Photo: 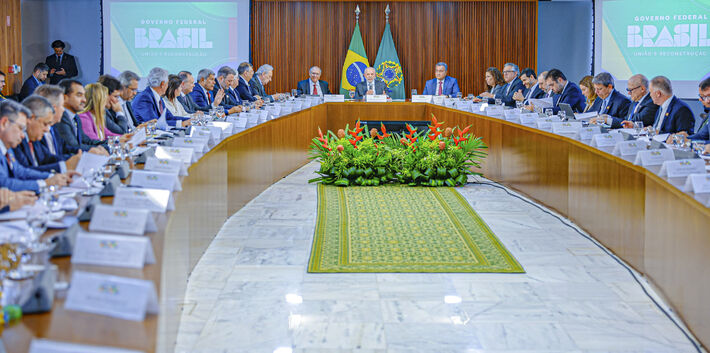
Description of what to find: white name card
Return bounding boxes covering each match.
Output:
[659,158,706,178]
[113,186,174,213]
[154,146,195,164]
[552,122,583,134]
[189,126,217,145]
[683,173,710,193]
[127,127,146,147]
[29,339,144,353]
[591,133,624,147]
[612,140,647,156]
[634,149,675,166]
[130,170,181,191]
[172,137,208,153]
[144,156,187,176]
[485,106,505,117]
[503,109,521,121]
[65,271,158,321]
[74,152,110,176]
[455,100,472,111]
[432,95,446,105]
[89,204,157,235]
[365,94,388,102]
[226,116,248,129]
[323,94,345,102]
[411,95,433,103]
[72,231,156,268]
[207,121,234,137]
[520,113,538,125]
[578,126,602,140]
[535,117,560,130]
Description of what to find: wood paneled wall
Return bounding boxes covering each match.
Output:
[251,0,537,97]
[0,0,21,97]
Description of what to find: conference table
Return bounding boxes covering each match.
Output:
[4,102,709,352]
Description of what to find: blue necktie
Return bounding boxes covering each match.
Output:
[627,102,638,120]
[73,114,82,144]
[50,128,60,155]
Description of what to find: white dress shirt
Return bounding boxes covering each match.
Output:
[309,80,323,97]
[0,140,46,188]
[165,97,189,117]
[42,132,67,173]
[117,96,136,130]
[653,95,674,131]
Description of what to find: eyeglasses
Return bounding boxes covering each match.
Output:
[10,120,27,134]
[699,94,710,102]
[626,86,641,93]
[502,70,516,74]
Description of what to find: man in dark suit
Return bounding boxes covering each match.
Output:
[297,66,330,97]
[55,80,108,154]
[98,75,130,134]
[226,75,244,107]
[45,40,78,85]
[545,69,586,113]
[355,67,387,100]
[422,62,460,97]
[19,63,49,101]
[117,70,140,129]
[236,62,263,105]
[190,69,224,111]
[649,75,694,134]
[213,66,243,114]
[514,68,545,105]
[491,63,525,107]
[615,74,659,129]
[132,67,190,127]
[250,64,284,103]
[671,77,710,142]
[0,100,71,192]
[589,72,632,126]
[177,71,206,114]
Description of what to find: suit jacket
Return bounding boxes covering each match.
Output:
[496,77,525,107]
[611,93,659,128]
[45,53,78,85]
[19,76,41,101]
[78,111,121,141]
[105,109,130,134]
[249,77,272,102]
[689,110,710,141]
[0,148,50,192]
[583,97,602,113]
[422,76,460,96]
[225,87,243,107]
[355,80,386,99]
[597,90,631,123]
[178,94,205,114]
[44,126,77,160]
[55,110,107,151]
[212,81,240,109]
[297,79,330,96]
[655,96,695,134]
[552,82,586,113]
[12,138,62,173]
[189,83,214,111]
[132,88,187,126]
[237,77,258,102]
[523,84,545,104]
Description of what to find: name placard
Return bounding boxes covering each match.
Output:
[519,113,538,125]
[578,126,602,140]
[485,106,505,117]
[411,95,433,103]
[129,170,181,191]
[659,158,706,178]
[72,231,156,268]
[75,152,110,176]
[127,127,146,146]
[154,146,195,164]
[683,173,710,193]
[172,137,208,153]
[551,122,583,134]
[365,94,388,103]
[591,133,624,147]
[113,186,174,213]
[207,121,234,137]
[432,96,446,105]
[65,271,158,321]
[323,94,345,102]
[535,117,560,130]
[634,148,675,166]
[144,156,187,176]
[503,109,521,122]
[88,204,157,235]
[29,339,144,353]
[612,140,647,156]
[226,116,248,129]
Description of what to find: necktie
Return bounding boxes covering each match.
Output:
[313,83,318,95]
[73,114,82,145]
[125,101,137,127]
[5,152,13,173]
[207,91,212,104]
[627,102,638,120]
[506,83,512,95]
[599,99,607,114]
[28,141,38,167]
[369,82,374,93]
[57,55,61,65]
[159,99,164,115]
[653,107,665,130]
[46,131,57,155]
[438,81,443,96]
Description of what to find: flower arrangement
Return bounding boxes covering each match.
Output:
[309,114,487,187]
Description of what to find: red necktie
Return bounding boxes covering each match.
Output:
[5,152,13,171]
[207,91,212,104]
[313,83,318,95]
[28,141,38,166]
[438,81,443,96]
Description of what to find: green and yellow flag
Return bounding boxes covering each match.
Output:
[340,23,370,95]
[374,22,404,99]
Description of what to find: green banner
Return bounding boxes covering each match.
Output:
[340,23,370,95]
[374,23,405,99]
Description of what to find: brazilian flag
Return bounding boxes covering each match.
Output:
[374,22,404,99]
[340,23,370,95]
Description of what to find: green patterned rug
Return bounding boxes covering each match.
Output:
[308,184,524,273]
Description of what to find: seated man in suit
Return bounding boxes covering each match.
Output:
[545,68,586,113]
[190,69,225,111]
[98,75,131,134]
[422,62,460,97]
[297,66,330,97]
[514,68,545,105]
[0,100,71,192]
[667,77,710,142]
[117,70,140,129]
[589,72,632,126]
[250,64,284,103]
[45,40,78,85]
[213,66,243,114]
[492,63,524,107]
[236,62,263,106]
[177,71,205,115]
[13,95,81,173]
[614,74,659,129]
[0,187,37,213]
[355,67,386,100]
[0,70,7,101]
[648,75,694,134]
[133,67,190,127]
[19,63,49,101]
[55,80,108,155]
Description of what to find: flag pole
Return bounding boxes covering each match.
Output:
[385,4,390,24]
[355,5,360,24]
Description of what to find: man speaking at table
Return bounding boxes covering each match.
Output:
[355,67,386,100]
[545,69,585,113]
[297,66,330,97]
[423,62,460,97]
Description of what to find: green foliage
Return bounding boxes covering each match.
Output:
[308,117,487,187]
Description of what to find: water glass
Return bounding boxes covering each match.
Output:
[673,134,684,148]
[544,108,553,118]
[411,89,418,97]
[559,111,566,121]
[634,121,644,134]
[515,101,523,110]
[456,92,463,100]
[291,89,298,98]
[692,141,706,156]
[495,98,503,106]
[349,90,355,99]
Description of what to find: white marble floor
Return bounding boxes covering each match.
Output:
[175,162,701,353]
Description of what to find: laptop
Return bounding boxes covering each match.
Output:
[558,103,578,121]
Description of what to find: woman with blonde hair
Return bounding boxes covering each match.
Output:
[78,83,122,141]
[579,75,601,113]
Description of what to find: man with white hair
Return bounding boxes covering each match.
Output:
[648,75,694,134]
[117,70,140,128]
[132,67,191,127]
[250,64,284,102]
[297,66,330,97]
[354,67,386,99]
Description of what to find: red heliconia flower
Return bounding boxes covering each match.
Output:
[400,137,408,145]
[428,114,444,132]
[317,127,326,143]
[452,125,471,146]
[349,120,364,137]
[337,145,344,152]
[379,123,391,139]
